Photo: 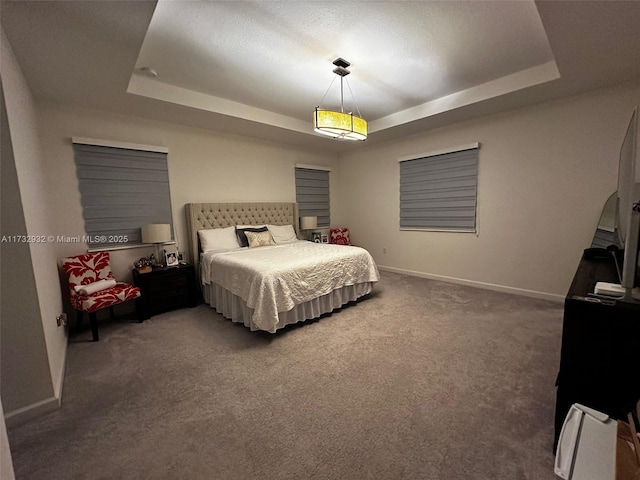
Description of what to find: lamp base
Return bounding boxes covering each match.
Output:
[150,244,164,267]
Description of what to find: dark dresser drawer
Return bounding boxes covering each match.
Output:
[132,264,198,320]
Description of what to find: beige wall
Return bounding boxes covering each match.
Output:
[0,29,65,422]
[335,81,640,300]
[36,101,339,285]
[1,81,54,413]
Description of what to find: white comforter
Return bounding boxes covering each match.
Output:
[200,241,379,331]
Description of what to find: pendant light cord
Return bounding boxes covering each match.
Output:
[344,78,363,118]
[317,65,363,118]
[317,75,338,107]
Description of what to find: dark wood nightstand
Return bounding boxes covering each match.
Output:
[132,264,198,320]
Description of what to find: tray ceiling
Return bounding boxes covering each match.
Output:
[2,1,640,151]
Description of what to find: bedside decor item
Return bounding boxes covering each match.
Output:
[300,216,317,241]
[321,234,329,244]
[330,228,351,245]
[141,223,172,266]
[311,231,322,243]
[314,58,367,141]
[134,257,152,274]
[300,216,317,230]
[165,251,179,267]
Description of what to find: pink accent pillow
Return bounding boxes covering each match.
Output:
[330,228,350,245]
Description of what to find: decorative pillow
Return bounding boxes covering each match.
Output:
[245,230,275,248]
[236,226,269,247]
[267,224,298,243]
[74,278,117,296]
[330,228,350,245]
[198,227,240,252]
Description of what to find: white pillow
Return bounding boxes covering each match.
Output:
[198,227,240,252]
[267,224,298,243]
[74,279,117,296]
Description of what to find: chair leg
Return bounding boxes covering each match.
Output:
[89,312,99,342]
[76,310,84,333]
[109,306,115,320]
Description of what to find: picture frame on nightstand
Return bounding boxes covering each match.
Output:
[321,234,329,244]
[311,231,322,243]
[165,251,179,267]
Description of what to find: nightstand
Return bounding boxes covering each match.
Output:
[132,264,198,320]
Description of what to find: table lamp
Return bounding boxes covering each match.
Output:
[300,216,318,241]
[141,223,172,266]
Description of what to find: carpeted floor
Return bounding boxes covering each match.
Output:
[7,271,563,479]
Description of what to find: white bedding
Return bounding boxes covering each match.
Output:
[200,240,379,332]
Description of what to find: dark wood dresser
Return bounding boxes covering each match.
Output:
[132,264,198,320]
[554,253,640,450]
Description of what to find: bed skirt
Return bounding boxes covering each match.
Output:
[202,282,374,332]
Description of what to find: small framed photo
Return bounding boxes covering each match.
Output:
[321,234,329,244]
[177,252,185,263]
[165,251,179,267]
[311,231,322,243]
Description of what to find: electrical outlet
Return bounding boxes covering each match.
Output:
[56,313,67,327]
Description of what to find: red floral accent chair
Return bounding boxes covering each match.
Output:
[62,252,141,341]
[330,228,351,245]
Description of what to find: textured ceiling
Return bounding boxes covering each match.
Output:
[2,1,640,151]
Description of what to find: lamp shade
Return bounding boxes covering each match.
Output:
[141,223,171,244]
[300,216,318,230]
[314,108,367,141]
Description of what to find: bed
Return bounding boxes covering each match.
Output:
[185,202,379,332]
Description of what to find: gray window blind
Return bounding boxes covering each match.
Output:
[295,167,330,227]
[72,142,172,247]
[400,146,478,232]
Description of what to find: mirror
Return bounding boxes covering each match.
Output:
[591,192,621,248]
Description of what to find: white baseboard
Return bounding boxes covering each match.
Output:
[52,337,68,401]
[4,396,60,429]
[377,265,565,303]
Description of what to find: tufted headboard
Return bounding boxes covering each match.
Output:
[185,202,300,268]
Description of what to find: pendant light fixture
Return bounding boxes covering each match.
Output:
[314,58,367,141]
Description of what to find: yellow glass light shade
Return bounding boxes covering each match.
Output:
[314,108,367,141]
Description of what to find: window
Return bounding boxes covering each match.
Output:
[72,138,172,249]
[399,144,479,232]
[295,165,330,227]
